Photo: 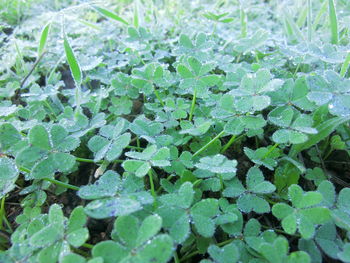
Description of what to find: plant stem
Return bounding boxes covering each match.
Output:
[82,243,94,249]
[193,130,225,157]
[263,143,279,159]
[189,90,197,122]
[75,157,97,163]
[43,178,79,191]
[148,170,157,209]
[221,135,236,153]
[180,250,199,262]
[174,251,180,263]
[0,197,5,231]
[153,86,165,107]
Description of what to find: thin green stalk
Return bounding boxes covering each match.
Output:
[340,52,350,77]
[75,157,97,163]
[307,0,312,42]
[328,0,338,44]
[148,170,157,209]
[43,178,79,191]
[82,243,94,249]
[263,143,279,159]
[189,90,197,122]
[180,250,199,262]
[221,134,244,154]
[221,135,236,154]
[153,86,165,107]
[312,0,327,30]
[193,130,225,157]
[174,251,180,263]
[0,197,5,231]
[240,6,247,38]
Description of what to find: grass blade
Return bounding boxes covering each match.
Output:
[63,34,82,86]
[340,52,350,77]
[38,22,51,56]
[289,116,350,158]
[328,0,338,44]
[92,6,129,25]
[283,9,305,42]
[307,0,312,42]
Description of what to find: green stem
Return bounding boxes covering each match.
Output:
[153,86,165,107]
[262,143,279,159]
[180,250,199,262]
[82,243,94,249]
[221,135,236,153]
[0,197,5,231]
[148,170,157,209]
[189,90,197,122]
[174,251,180,263]
[75,157,97,163]
[193,130,225,157]
[43,178,79,191]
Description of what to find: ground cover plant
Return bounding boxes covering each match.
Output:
[1,0,350,262]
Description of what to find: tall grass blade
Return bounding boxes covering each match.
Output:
[340,52,350,77]
[63,34,82,86]
[307,0,312,42]
[92,6,129,25]
[328,0,338,44]
[38,22,51,56]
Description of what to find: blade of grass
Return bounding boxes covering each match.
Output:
[340,52,350,77]
[307,0,312,42]
[240,6,247,38]
[283,9,305,42]
[38,22,51,56]
[63,32,82,113]
[312,0,327,30]
[328,0,338,44]
[92,6,129,25]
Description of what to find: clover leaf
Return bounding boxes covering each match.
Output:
[78,170,153,219]
[228,69,283,113]
[268,106,317,144]
[129,115,164,143]
[0,157,19,199]
[272,184,331,239]
[201,243,239,263]
[177,56,220,98]
[223,167,275,213]
[16,124,80,179]
[307,71,350,117]
[6,205,89,262]
[92,215,173,263]
[122,145,170,177]
[244,147,280,170]
[88,118,131,162]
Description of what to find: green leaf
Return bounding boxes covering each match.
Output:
[338,243,350,263]
[207,243,239,263]
[64,34,82,85]
[38,22,51,56]
[289,116,350,158]
[0,157,19,198]
[93,6,129,25]
[191,199,219,237]
[29,125,51,150]
[92,241,129,263]
[136,214,162,246]
[67,228,89,247]
[195,154,237,174]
